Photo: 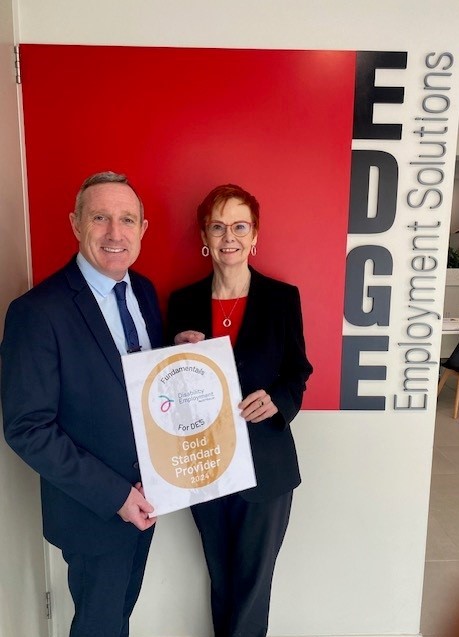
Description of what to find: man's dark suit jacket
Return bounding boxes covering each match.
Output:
[167,268,313,502]
[1,257,162,555]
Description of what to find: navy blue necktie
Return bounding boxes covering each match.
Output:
[113,281,141,353]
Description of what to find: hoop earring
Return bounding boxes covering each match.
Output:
[250,245,257,256]
[201,245,210,257]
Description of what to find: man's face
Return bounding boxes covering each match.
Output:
[69,182,148,280]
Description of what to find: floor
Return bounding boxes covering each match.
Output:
[421,383,459,637]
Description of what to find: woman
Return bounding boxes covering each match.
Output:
[167,184,313,637]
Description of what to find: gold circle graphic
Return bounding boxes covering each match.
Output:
[141,352,236,488]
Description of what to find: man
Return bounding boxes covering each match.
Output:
[1,172,162,637]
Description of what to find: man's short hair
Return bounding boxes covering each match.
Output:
[74,171,144,221]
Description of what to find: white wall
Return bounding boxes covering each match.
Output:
[8,1,459,636]
[0,1,48,636]
[14,0,459,51]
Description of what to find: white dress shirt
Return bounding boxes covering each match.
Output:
[76,253,151,355]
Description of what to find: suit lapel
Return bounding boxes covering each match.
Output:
[130,273,162,349]
[201,276,214,338]
[233,268,262,356]
[64,259,126,387]
[191,274,214,338]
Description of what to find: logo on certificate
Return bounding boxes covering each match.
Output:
[142,352,236,488]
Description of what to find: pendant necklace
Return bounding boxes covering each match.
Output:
[215,275,250,328]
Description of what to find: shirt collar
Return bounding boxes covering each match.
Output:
[76,252,130,297]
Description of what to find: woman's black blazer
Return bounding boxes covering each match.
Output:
[167,267,313,502]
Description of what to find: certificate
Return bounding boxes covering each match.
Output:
[121,336,256,515]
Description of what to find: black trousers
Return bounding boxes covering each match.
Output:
[191,491,293,637]
[63,526,154,637]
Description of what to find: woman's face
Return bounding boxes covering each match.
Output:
[201,197,257,270]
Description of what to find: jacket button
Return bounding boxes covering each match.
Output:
[133,461,139,469]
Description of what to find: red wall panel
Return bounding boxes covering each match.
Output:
[21,45,356,409]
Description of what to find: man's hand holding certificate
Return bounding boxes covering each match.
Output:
[122,336,256,515]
